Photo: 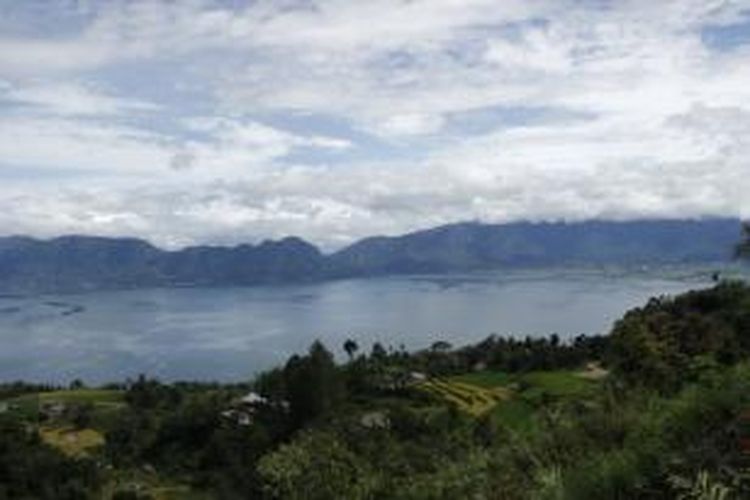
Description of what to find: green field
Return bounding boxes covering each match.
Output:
[38,389,124,404]
[450,371,513,388]
[7,389,124,406]
[491,399,536,430]
[518,370,598,403]
[420,369,602,428]
[3,389,125,425]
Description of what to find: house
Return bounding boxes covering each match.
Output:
[0,401,20,414]
[220,392,278,427]
[472,362,487,372]
[239,391,268,406]
[220,409,253,427]
[40,401,66,420]
[360,411,390,429]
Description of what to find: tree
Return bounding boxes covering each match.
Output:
[371,342,387,361]
[254,367,287,401]
[343,338,359,361]
[735,221,750,259]
[0,418,101,498]
[284,341,345,427]
[69,379,85,390]
[105,409,158,467]
[257,431,375,500]
[71,403,94,430]
[431,340,453,353]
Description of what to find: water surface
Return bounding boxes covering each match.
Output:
[0,266,734,384]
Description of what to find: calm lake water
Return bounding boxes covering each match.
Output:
[0,266,736,384]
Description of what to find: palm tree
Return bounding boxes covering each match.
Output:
[343,338,359,361]
[431,340,452,353]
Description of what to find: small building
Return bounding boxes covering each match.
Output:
[360,411,390,429]
[239,391,268,406]
[472,362,487,372]
[220,409,253,427]
[40,401,66,420]
[220,392,278,427]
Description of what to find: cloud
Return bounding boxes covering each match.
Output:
[0,109,353,183]
[0,81,160,117]
[169,151,196,172]
[370,113,446,137]
[0,38,115,76]
[0,0,749,247]
[0,115,175,178]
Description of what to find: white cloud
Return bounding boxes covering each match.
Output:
[186,117,351,152]
[1,81,160,116]
[371,113,446,137]
[0,0,749,247]
[0,38,115,76]
[0,116,174,177]
[0,110,352,183]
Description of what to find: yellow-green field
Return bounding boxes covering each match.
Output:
[39,426,105,457]
[418,378,511,416]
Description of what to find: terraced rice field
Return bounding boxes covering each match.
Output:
[419,368,604,423]
[39,426,105,457]
[418,378,511,416]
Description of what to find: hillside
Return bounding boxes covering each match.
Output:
[0,235,325,293]
[329,218,742,275]
[0,218,742,292]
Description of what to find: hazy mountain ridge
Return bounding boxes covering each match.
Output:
[0,218,742,292]
[329,219,743,276]
[0,235,326,292]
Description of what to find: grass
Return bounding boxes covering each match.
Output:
[3,389,125,427]
[37,389,124,405]
[452,369,597,399]
[491,399,536,431]
[519,371,598,401]
[6,389,124,408]
[451,371,513,388]
[39,425,105,457]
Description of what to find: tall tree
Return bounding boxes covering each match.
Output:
[285,341,345,427]
[343,338,359,361]
[736,221,750,259]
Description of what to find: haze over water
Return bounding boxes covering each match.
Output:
[0,266,732,384]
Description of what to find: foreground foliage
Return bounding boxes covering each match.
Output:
[3,281,750,498]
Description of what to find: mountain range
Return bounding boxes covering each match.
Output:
[0,218,743,293]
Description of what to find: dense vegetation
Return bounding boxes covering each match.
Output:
[4,281,750,498]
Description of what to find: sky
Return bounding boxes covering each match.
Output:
[0,0,749,250]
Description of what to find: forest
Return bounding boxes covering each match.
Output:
[3,280,750,499]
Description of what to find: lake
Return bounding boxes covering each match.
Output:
[0,265,735,384]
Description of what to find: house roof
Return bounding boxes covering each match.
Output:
[239,392,267,405]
